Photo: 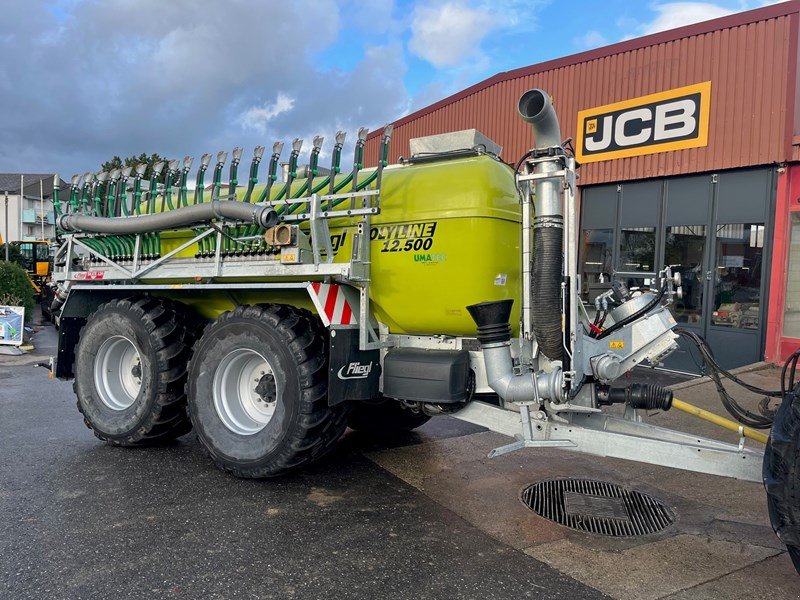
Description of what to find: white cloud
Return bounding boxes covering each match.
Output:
[574,30,609,50]
[239,94,296,133]
[635,2,733,36]
[0,1,409,176]
[408,1,499,68]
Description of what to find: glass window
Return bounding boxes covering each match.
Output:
[580,228,613,303]
[664,225,706,324]
[35,243,49,261]
[784,214,800,338]
[618,227,656,291]
[712,223,763,330]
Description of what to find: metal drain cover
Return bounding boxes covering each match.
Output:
[521,478,675,537]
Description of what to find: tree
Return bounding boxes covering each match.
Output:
[101,152,170,181]
[0,261,35,321]
[1,244,25,268]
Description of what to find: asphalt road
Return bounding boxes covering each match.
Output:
[0,325,608,600]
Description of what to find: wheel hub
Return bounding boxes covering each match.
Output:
[213,349,279,435]
[93,335,143,411]
[254,373,276,403]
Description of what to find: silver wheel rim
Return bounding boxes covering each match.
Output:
[213,348,278,435]
[93,335,143,411]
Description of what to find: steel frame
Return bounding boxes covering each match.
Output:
[55,189,385,350]
[454,400,763,482]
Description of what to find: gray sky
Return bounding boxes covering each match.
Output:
[0,0,775,177]
[0,0,408,176]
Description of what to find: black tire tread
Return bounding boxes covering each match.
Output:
[764,384,800,573]
[188,303,348,478]
[75,296,195,446]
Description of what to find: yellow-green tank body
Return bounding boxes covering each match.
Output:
[153,155,521,336]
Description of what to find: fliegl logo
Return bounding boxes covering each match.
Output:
[337,361,373,380]
[576,81,711,163]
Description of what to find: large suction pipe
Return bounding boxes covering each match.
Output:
[57,200,278,235]
[517,89,564,361]
[467,300,562,403]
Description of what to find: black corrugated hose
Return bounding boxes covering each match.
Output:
[532,226,563,361]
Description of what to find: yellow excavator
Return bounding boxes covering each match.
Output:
[1,237,53,313]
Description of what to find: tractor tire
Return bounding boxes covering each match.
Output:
[763,383,800,574]
[73,297,195,446]
[347,398,431,434]
[186,304,348,478]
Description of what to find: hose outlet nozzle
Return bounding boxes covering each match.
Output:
[466,299,513,346]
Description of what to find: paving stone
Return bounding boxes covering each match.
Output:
[524,534,780,600]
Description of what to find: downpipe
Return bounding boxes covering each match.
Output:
[467,300,563,403]
[517,89,564,362]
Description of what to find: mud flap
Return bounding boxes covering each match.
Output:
[328,328,380,405]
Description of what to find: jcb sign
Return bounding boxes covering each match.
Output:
[576,81,711,163]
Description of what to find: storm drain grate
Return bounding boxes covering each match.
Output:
[521,478,675,537]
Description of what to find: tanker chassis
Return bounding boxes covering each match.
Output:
[49,90,800,572]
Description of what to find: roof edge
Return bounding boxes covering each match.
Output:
[368,0,800,140]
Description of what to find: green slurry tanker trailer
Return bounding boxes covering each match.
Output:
[50,90,800,571]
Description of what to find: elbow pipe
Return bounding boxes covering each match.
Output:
[518,89,564,361]
[467,300,562,403]
[57,200,278,234]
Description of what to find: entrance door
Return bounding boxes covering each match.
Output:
[703,170,772,370]
[661,169,773,372]
[660,175,713,372]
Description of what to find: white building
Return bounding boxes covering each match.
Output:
[0,174,63,242]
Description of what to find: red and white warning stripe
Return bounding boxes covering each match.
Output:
[307,283,357,326]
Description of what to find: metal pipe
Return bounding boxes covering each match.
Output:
[517,89,564,361]
[57,200,278,234]
[672,398,768,444]
[467,299,562,404]
[4,191,8,259]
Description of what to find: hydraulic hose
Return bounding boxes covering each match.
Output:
[517,89,564,361]
[675,327,780,429]
[57,200,278,235]
[595,281,668,340]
